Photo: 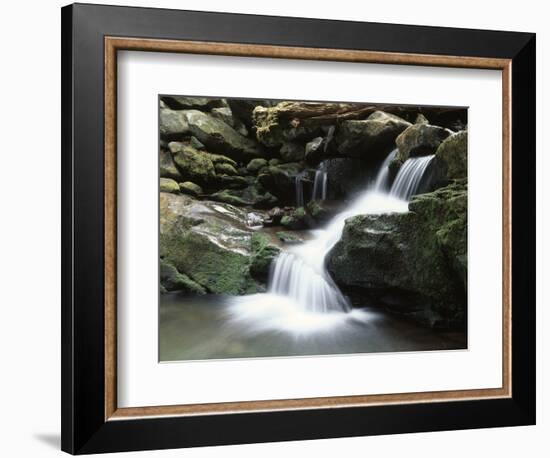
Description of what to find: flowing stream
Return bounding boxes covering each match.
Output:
[228,151,435,334]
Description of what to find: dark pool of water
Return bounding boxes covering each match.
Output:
[159,293,466,362]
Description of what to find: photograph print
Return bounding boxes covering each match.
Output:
[159,96,468,361]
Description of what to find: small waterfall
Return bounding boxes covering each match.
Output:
[295,173,305,207]
[267,150,434,316]
[311,164,328,202]
[390,155,434,200]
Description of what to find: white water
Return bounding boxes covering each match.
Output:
[228,151,434,334]
[311,166,328,201]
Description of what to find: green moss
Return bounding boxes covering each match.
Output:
[249,233,280,281]
[179,181,203,197]
[214,162,239,175]
[171,143,216,185]
[160,259,206,294]
[160,178,180,193]
[434,130,467,180]
[246,158,268,173]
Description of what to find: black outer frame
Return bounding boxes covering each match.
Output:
[61,3,536,454]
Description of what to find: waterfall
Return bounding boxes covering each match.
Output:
[311,165,328,201]
[390,155,434,200]
[295,173,305,208]
[267,150,436,315]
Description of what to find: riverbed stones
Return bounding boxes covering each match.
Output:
[179,181,203,197]
[160,108,189,138]
[246,158,268,173]
[169,142,216,185]
[160,149,182,181]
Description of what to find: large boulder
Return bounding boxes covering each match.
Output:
[160,192,263,294]
[392,123,452,169]
[210,106,248,136]
[327,181,467,327]
[169,142,216,185]
[159,108,189,139]
[184,110,263,162]
[334,111,411,161]
[433,130,468,182]
[160,178,180,194]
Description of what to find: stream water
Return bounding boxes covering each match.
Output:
[159,151,461,361]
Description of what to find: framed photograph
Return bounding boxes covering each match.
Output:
[61,3,536,454]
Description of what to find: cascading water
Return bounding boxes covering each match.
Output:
[229,150,436,334]
[295,172,305,208]
[311,164,328,201]
[390,155,434,200]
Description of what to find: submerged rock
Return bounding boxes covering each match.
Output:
[334,111,411,161]
[327,181,467,327]
[160,192,263,294]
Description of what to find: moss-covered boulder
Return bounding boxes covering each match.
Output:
[184,110,263,162]
[249,233,281,281]
[280,207,308,230]
[179,181,203,197]
[433,130,468,181]
[203,152,237,167]
[327,181,467,327]
[214,162,238,176]
[160,149,182,181]
[160,192,263,294]
[276,231,302,243]
[169,142,216,185]
[160,259,206,294]
[246,158,268,174]
[334,111,411,161]
[210,184,278,208]
[160,178,180,194]
[279,142,305,162]
[159,108,189,138]
[391,123,452,171]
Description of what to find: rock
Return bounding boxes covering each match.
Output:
[179,181,203,197]
[169,142,216,185]
[203,152,237,167]
[214,162,238,175]
[257,163,303,204]
[160,192,263,294]
[246,158,268,173]
[161,96,225,110]
[190,136,205,150]
[160,178,180,194]
[334,111,411,161]
[160,259,206,294]
[210,184,278,208]
[227,99,275,129]
[159,108,189,138]
[392,123,452,169]
[184,110,263,162]
[268,158,281,166]
[276,231,301,243]
[216,175,249,190]
[304,136,325,164]
[415,113,430,125]
[265,206,285,225]
[327,182,467,327]
[433,130,468,182]
[160,149,182,181]
[211,106,248,136]
[280,207,308,230]
[279,142,305,162]
[306,200,340,224]
[249,233,281,281]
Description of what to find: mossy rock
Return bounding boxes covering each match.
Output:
[276,231,301,243]
[169,142,216,185]
[160,149,182,181]
[160,259,206,294]
[160,108,189,138]
[246,158,268,173]
[179,181,203,197]
[216,174,249,190]
[279,142,305,162]
[280,207,308,230]
[160,192,262,294]
[214,162,238,176]
[249,233,281,281]
[160,178,180,193]
[204,152,237,167]
[434,130,468,181]
[209,190,250,206]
